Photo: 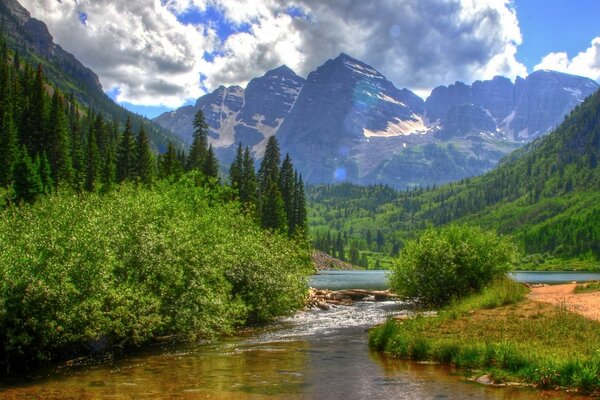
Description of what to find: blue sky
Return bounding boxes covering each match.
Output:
[20,0,600,119]
[515,0,600,70]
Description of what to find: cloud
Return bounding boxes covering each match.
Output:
[19,0,527,106]
[19,0,215,107]
[534,37,600,81]
[203,0,527,95]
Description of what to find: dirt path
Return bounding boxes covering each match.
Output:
[527,283,600,321]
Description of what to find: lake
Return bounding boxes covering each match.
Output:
[310,270,600,290]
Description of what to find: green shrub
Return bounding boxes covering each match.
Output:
[0,175,312,370]
[389,225,518,306]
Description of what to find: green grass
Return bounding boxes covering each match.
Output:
[575,281,600,294]
[369,279,600,395]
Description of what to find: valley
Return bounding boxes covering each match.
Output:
[1,0,600,397]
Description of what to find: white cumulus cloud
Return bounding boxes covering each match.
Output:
[19,0,215,107]
[534,37,600,81]
[19,0,528,107]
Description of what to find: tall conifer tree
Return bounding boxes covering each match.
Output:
[202,144,220,182]
[187,109,209,170]
[116,117,136,182]
[230,142,243,191]
[47,90,73,185]
[160,141,182,179]
[13,146,43,203]
[258,136,285,232]
[242,146,258,207]
[136,127,154,184]
[279,154,296,234]
[84,124,100,192]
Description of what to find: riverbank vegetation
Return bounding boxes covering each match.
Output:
[0,36,312,374]
[369,279,600,394]
[0,176,312,373]
[575,281,600,294]
[389,225,517,306]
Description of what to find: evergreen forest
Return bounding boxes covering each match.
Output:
[0,33,310,372]
[308,90,600,270]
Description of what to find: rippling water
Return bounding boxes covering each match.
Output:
[0,300,586,399]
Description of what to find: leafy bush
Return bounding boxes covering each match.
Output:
[0,174,312,370]
[389,225,517,306]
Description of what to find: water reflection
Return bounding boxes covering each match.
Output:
[0,302,591,399]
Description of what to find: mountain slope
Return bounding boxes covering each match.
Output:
[155,65,305,164]
[308,90,600,265]
[0,0,181,152]
[156,53,598,188]
[426,70,599,141]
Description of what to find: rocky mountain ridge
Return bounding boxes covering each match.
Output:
[156,53,598,188]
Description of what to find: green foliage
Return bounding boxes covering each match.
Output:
[0,174,312,370]
[389,225,518,306]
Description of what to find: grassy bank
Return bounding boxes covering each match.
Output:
[575,281,600,294]
[0,176,312,373]
[369,279,600,394]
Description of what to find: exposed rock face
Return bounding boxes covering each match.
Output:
[155,53,599,188]
[0,0,102,93]
[154,65,305,165]
[426,70,599,141]
[276,53,425,183]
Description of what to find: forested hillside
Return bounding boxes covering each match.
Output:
[0,2,180,151]
[309,89,600,269]
[0,32,311,372]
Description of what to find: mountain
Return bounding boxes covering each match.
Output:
[156,53,598,188]
[0,0,181,152]
[308,89,600,267]
[426,70,599,141]
[155,65,305,164]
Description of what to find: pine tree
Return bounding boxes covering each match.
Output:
[101,144,116,192]
[13,146,43,203]
[116,117,136,182]
[230,142,243,191]
[47,90,73,185]
[160,141,182,179]
[260,178,287,232]
[187,109,209,170]
[0,94,19,186]
[202,144,220,182]
[293,173,308,234]
[242,146,258,207]
[136,127,154,184]
[69,119,84,190]
[258,136,281,193]
[93,113,108,158]
[84,124,100,192]
[279,154,296,234]
[23,64,48,157]
[37,152,53,194]
[258,136,285,232]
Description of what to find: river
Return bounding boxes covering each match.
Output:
[0,271,595,399]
